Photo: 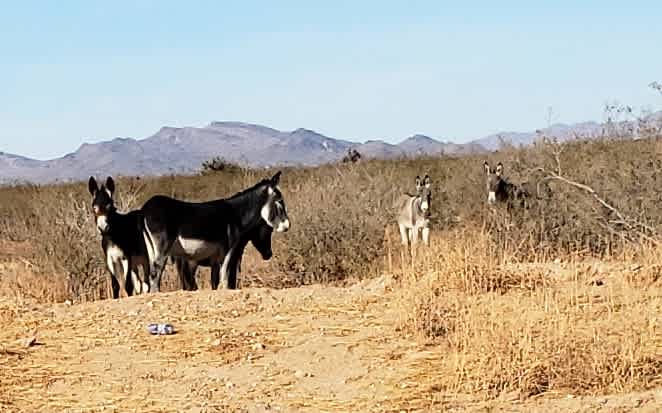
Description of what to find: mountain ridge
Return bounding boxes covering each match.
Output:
[1,111,660,184]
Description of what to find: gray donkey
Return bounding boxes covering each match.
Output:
[395,175,432,247]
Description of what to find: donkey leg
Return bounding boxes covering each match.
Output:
[227,253,243,290]
[129,260,143,294]
[175,258,191,291]
[228,248,246,290]
[219,248,235,290]
[129,270,141,294]
[210,263,221,290]
[139,262,150,294]
[110,274,121,299]
[149,256,168,293]
[105,256,121,299]
[125,270,135,296]
[146,239,174,294]
[111,260,128,299]
[422,227,430,246]
[234,255,242,290]
[398,224,409,247]
[185,261,199,291]
[120,258,132,297]
[142,224,173,294]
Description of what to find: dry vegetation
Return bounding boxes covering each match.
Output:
[2,133,662,409]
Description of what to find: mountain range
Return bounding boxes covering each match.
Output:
[1,112,659,184]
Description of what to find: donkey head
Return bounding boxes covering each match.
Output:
[260,171,290,233]
[249,223,274,260]
[88,176,116,234]
[483,161,508,204]
[415,174,432,215]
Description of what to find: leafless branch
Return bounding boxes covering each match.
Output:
[535,166,659,244]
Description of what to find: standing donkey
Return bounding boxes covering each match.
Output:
[141,171,290,293]
[395,175,432,247]
[483,161,530,208]
[174,221,275,290]
[88,177,149,299]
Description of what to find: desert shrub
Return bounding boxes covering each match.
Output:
[396,232,662,398]
[2,135,662,300]
[201,156,248,175]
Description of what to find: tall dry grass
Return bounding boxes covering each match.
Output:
[1,135,662,302]
[394,229,662,399]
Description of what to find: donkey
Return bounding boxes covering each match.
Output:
[174,222,274,291]
[483,161,530,208]
[395,175,432,247]
[88,176,150,299]
[140,171,290,293]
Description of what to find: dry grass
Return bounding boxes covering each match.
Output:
[394,230,662,401]
[3,136,662,301]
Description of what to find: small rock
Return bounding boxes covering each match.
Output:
[554,258,562,264]
[294,370,306,379]
[146,301,154,308]
[225,381,234,389]
[211,339,222,347]
[252,342,265,351]
[64,300,72,306]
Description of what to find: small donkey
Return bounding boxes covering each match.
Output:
[89,176,149,299]
[395,175,432,247]
[483,161,530,208]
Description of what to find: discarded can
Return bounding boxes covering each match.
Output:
[147,323,175,335]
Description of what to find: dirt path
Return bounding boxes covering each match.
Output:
[1,273,661,412]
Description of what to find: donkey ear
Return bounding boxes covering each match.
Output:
[105,177,115,196]
[424,174,431,188]
[88,177,98,195]
[415,175,422,189]
[271,171,282,186]
[483,161,490,175]
[496,162,504,176]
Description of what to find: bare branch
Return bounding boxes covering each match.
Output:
[535,166,659,244]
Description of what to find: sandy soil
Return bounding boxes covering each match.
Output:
[1,260,662,412]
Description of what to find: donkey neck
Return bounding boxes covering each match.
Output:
[224,185,269,230]
[409,195,427,224]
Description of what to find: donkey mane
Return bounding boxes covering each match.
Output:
[226,178,272,200]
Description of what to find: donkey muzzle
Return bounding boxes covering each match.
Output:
[276,218,290,233]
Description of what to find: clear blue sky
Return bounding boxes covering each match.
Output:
[1,1,660,159]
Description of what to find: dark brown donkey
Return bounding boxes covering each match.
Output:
[483,161,531,208]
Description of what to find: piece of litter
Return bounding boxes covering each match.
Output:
[22,336,38,348]
[147,323,175,335]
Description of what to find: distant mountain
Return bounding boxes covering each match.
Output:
[470,111,662,150]
[0,122,483,184]
[471,121,605,151]
[1,111,659,184]
[397,134,485,156]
